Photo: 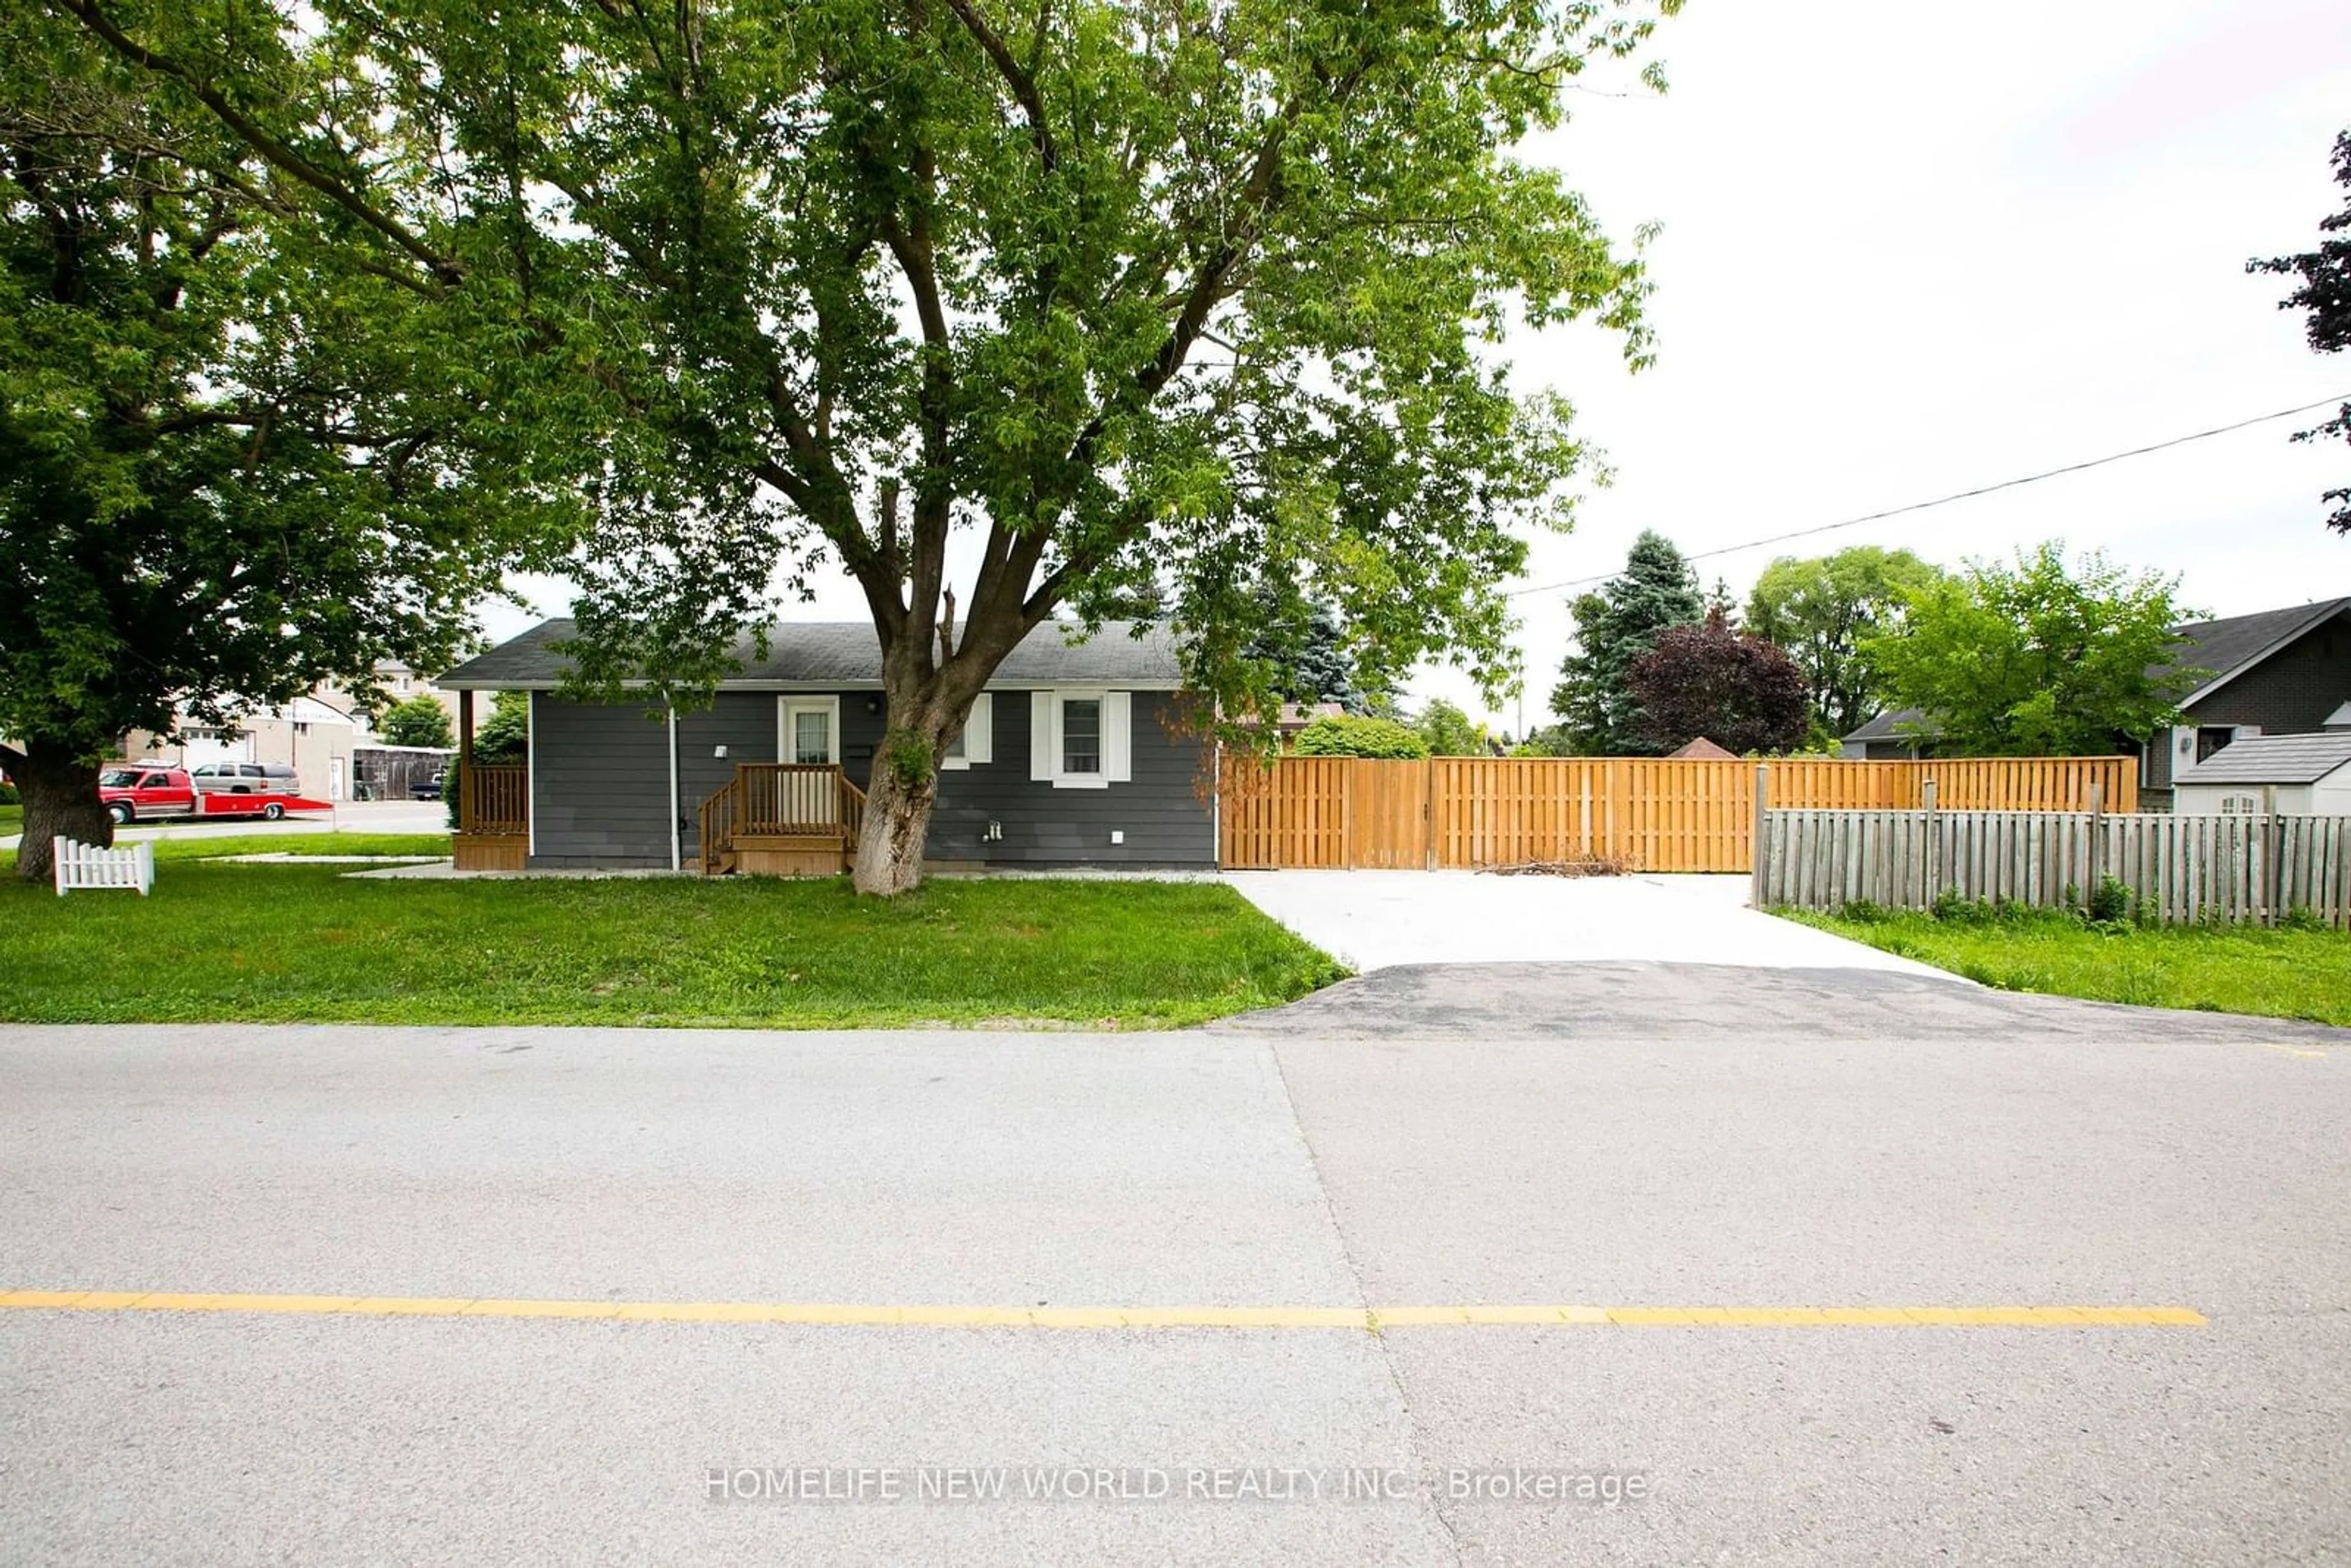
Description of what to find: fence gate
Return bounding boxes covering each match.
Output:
[1343,758,1430,869]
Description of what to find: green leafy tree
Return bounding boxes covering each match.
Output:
[0,10,557,880]
[1861,544,2201,756]
[2248,129,2351,535]
[1291,715,1429,760]
[1413,698,1490,756]
[1510,722,1577,757]
[443,691,527,826]
[1744,546,1946,737]
[377,696,454,750]
[1624,606,1809,754]
[473,691,529,764]
[48,0,1673,893]
[1550,530,1704,754]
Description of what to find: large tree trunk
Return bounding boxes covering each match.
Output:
[850,745,940,896]
[849,660,986,895]
[847,581,1027,895]
[8,740,113,883]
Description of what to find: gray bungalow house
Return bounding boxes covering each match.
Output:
[437,619,1214,873]
[1842,595,2351,808]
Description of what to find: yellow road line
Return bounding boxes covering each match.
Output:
[0,1290,2208,1329]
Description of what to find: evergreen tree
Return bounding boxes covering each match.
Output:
[473,692,530,763]
[1704,576,1740,625]
[1549,531,1704,754]
[1244,595,1389,715]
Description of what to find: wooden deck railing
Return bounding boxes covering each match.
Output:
[699,775,743,872]
[740,763,845,832]
[459,763,528,836]
[839,775,867,851]
[697,763,864,874]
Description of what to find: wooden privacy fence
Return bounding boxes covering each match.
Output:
[1758,809,2351,927]
[1217,756,2137,872]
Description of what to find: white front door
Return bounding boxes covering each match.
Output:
[779,698,841,765]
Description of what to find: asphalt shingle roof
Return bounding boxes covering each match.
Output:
[1843,708,1932,743]
[439,618,1185,690]
[2164,597,2351,701]
[2173,731,2351,786]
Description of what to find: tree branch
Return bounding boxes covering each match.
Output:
[51,0,465,287]
[941,0,1058,174]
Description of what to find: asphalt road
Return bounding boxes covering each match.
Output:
[3,971,2347,1565]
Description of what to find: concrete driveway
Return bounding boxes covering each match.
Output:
[1224,868,1957,977]
[4,986,2347,1565]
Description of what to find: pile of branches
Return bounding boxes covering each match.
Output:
[1482,856,1630,878]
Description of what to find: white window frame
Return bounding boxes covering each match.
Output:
[777,696,842,765]
[1030,689,1131,789]
[941,692,994,770]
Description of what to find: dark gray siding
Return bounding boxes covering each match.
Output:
[530,696,670,866]
[677,694,781,836]
[920,692,1215,866]
[2143,734,2172,803]
[527,689,1213,869]
[2186,612,2351,733]
[2143,610,2351,807]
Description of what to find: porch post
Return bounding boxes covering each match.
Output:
[667,707,681,872]
[1749,763,1768,908]
[456,690,475,834]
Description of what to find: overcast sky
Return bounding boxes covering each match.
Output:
[492,0,2351,729]
[1427,0,2351,732]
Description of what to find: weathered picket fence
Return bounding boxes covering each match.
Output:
[1756,808,2351,927]
[51,836,156,897]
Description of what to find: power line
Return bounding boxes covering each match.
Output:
[1507,390,2351,599]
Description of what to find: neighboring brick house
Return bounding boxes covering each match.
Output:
[1841,595,2351,807]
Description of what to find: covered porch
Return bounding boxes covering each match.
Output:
[449,694,528,871]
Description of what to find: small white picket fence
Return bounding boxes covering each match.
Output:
[52,836,155,896]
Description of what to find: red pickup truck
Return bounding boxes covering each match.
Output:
[97,765,331,825]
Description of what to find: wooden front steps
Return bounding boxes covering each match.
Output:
[697,764,866,877]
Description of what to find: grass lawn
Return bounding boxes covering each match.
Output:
[2,823,445,860]
[1785,907,2351,1027]
[0,861,1344,1029]
[133,832,454,862]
